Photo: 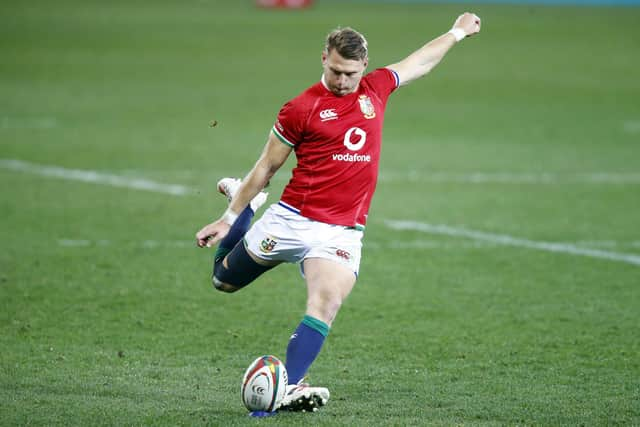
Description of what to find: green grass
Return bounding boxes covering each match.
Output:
[1,0,639,425]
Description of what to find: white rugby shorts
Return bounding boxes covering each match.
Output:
[244,202,363,275]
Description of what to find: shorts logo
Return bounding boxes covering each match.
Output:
[335,249,351,260]
[260,236,278,253]
[320,109,338,121]
[358,95,376,119]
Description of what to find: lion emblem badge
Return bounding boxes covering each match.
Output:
[260,236,278,253]
[358,95,376,119]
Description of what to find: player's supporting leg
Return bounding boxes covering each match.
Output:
[279,257,356,411]
[211,178,269,292]
[285,315,329,385]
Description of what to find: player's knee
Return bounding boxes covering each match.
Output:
[309,295,343,324]
[325,298,343,321]
[212,275,240,293]
[210,243,274,292]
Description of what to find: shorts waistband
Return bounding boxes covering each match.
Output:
[277,201,300,214]
[277,201,365,231]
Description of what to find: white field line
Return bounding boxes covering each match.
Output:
[385,220,640,267]
[366,240,495,250]
[59,238,493,250]
[3,155,638,211]
[366,240,640,250]
[58,239,195,248]
[0,159,192,196]
[1,117,58,129]
[377,171,640,184]
[58,238,640,253]
[119,170,640,185]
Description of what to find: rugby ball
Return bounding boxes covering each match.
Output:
[241,355,288,412]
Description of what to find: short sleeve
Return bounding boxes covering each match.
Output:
[363,68,399,104]
[272,100,305,148]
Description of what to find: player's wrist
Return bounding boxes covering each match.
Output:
[221,208,239,226]
[447,28,466,42]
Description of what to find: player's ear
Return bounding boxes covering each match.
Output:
[321,50,327,65]
[363,57,368,70]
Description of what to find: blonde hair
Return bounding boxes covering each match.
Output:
[324,27,368,60]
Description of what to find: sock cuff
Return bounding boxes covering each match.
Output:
[302,315,330,337]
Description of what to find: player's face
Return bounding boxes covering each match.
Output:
[322,49,368,96]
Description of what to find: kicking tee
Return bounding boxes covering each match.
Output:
[272,68,399,230]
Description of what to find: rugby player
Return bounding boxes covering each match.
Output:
[196,12,481,412]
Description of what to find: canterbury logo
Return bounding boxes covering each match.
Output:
[319,109,338,121]
[252,385,266,395]
[336,249,351,260]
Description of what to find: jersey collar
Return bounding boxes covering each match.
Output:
[320,74,330,92]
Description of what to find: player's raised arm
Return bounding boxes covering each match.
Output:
[386,12,481,87]
[195,132,292,248]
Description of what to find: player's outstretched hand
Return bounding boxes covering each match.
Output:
[196,220,231,248]
[453,12,481,38]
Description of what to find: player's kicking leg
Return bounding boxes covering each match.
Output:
[211,178,273,292]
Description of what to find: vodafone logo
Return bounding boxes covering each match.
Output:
[343,127,366,151]
[332,127,370,162]
[320,109,338,121]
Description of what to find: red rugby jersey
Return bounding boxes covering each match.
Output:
[272,68,399,230]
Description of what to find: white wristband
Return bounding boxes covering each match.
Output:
[221,208,239,226]
[448,28,466,42]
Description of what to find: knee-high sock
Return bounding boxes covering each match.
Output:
[214,206,254,263]
[285,315,330,385]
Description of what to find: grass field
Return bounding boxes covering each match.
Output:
[1,0,639,425]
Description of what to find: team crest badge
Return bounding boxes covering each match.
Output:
[358,95,376,119]
[260,236,278,253]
